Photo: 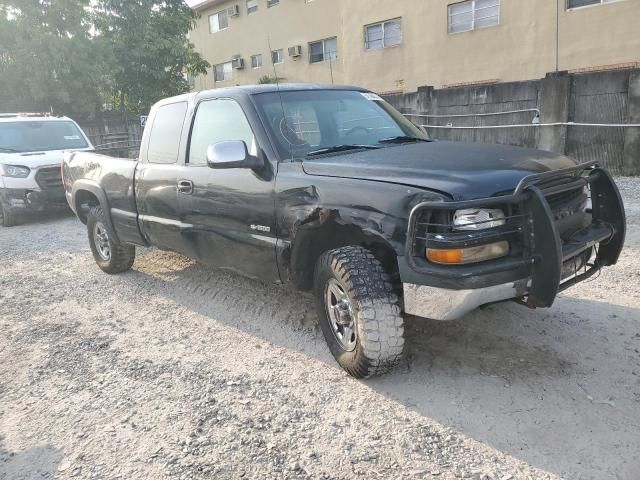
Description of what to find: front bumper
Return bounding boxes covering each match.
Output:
[401,163,626,320]
[0,187,67,211]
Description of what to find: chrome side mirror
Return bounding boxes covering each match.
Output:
[206,140,263,169]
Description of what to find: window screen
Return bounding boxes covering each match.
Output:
[147,102,188,164]
[567,0,615,7]
[448,0,499,33]
[188,99,257,165]
[365,19,402,50]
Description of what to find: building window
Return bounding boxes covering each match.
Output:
[267,0,279,7]
[566,0,619,8]
[214,62,233,81]
[309,37,338,64]
[209,10,229,33]
[271,49,284,64]
[251,54,263,68]
[364,19,402,50]
[448,0,500,34]
[247,0,258,14]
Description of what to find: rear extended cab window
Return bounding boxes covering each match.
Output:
[146,102,188,164]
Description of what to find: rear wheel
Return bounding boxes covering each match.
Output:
[87,206,135,274]
[0,201,17,227]
[314,246,404,378]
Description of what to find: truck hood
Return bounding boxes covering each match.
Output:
[0,148,92,169]
[301,141,577,200]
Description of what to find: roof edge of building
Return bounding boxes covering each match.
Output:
[190,0,227,12]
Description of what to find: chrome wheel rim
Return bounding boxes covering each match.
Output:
[94,222,111,261]
[324,278,357,351]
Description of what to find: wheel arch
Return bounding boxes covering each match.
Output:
[286,216,401,291]
[72,180,120,243]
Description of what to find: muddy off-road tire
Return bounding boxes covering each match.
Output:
[87,206,135,274]
[0,201,17,227]
[314,246,404,378]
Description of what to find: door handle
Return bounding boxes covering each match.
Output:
[177,180,193,195]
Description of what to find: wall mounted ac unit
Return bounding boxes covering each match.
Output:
[232,57,245,69]
[228,4,240,17]
[288,45,303,57]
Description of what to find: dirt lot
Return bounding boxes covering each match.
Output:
[1,179,639,480]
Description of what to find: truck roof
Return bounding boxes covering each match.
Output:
[155,83,369,109]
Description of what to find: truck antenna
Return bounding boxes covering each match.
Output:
[266,36,292,161]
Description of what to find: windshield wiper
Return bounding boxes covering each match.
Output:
[306,144,381,157]
[0,147,19,153]
[378,135,432,144]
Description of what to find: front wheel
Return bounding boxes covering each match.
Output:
[87,206,135,274]
[314,246,404,378]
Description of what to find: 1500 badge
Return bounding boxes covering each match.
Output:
[250,224,271,233]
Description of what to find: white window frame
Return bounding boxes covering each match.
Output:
[447,0,500,34]
[308,37,338,64]
[364,18,403,50]
[251,54,263,69]
[271,49,284,64]
[208,10,229,33]
[213,62,233,82]
[566,0,622,10]
[246,0,258,14]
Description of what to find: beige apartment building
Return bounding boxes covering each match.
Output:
[188,0,640,94]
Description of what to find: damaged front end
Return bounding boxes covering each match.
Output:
[400,162,626,320]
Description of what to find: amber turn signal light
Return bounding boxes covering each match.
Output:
[427,241,509,265]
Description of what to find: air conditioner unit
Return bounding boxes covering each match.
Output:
[228,4,240,16]
[288,45,302,57]
[232,57,245,69]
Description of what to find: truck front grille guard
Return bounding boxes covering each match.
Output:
[406,161,626,308]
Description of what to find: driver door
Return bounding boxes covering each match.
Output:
[176,98,279,282]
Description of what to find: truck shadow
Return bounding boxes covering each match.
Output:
[126,249,640,479]
[0,437,64,479]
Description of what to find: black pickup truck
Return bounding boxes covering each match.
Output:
[63,84,626,378]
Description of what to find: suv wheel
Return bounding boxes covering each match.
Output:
[87,206,135,274]
[0,201,17,227]
[314,246,404,378]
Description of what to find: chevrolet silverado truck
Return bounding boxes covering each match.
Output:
[0,113,93,226]
[62,84,626,378]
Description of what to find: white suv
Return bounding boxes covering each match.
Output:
[0,113,93,226]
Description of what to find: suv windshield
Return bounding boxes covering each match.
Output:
[252,89,429,159]
[0,121,89,153]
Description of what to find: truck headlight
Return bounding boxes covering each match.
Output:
[453,208,505,231]
[0,164,30,178]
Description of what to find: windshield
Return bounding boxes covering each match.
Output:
[0,121,89,153]
[252,89,428,159]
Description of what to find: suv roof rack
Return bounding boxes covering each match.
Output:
[0,112,58,118]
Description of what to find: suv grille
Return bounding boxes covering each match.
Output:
[35,166,63,190]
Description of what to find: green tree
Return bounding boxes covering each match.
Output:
[0,0,104,115]
[94,0,210,115]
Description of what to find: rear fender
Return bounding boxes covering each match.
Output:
[71,180,120,244]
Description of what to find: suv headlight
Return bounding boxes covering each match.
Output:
[453,208,505,231]
[0,164,30,178]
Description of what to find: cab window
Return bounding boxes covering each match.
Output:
[188,99,257,165]
[147,102,188,164]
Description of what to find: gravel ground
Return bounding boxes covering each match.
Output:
[1,178,639,480]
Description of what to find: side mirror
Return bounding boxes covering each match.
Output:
[206,140,263,169]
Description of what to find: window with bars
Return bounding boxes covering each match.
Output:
[448,0,499,34]
[309,37,338,64]
[247,0,258,14]
[208,10,229,33]
[251,54,263,68]
[566,0,619,8]
[213,62,233,82]
[271,49,284,64]
[364,19,402,50]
